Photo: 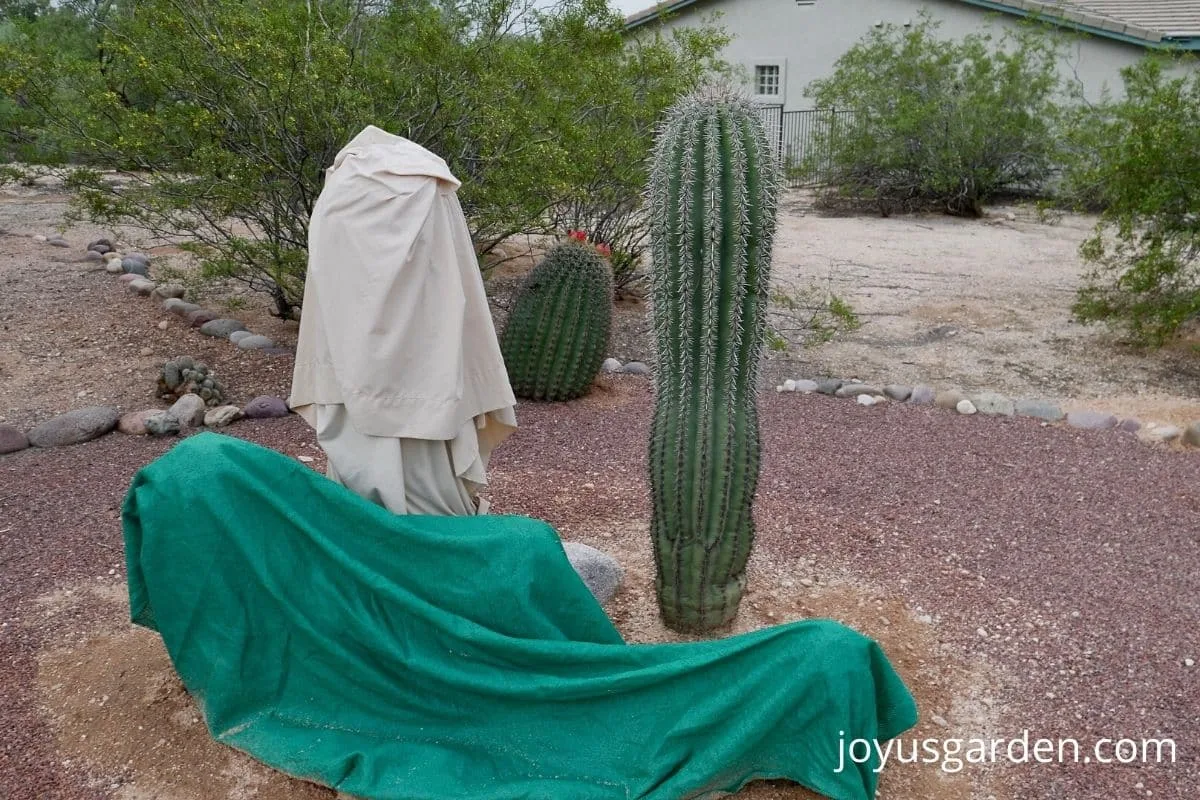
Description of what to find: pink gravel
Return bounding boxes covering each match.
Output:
[3,380,1199,799]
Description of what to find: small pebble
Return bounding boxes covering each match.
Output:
[1185,658,1195,668]
[783,379,797,392]
[856,394,877,406]
[957,399,977,415]
[157,320,169,330]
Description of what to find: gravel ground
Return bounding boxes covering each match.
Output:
[4,384,1198,799]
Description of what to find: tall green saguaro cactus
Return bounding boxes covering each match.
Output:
[646,84,781,633]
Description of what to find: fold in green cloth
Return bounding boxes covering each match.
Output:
[122,432,918,800]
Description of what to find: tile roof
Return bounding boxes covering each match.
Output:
[978,0,1200,41]
[624,0,1200,45]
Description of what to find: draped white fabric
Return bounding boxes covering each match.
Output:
[289,126,517,514]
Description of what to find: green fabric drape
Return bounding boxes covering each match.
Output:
[122,432,918,800]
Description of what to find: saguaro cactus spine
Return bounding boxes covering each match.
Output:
[646,84,781,633]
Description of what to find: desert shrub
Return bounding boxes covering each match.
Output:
[0,0,728,318]
[1067,54,1200,345]
[766,280,861,351]
[804,14,1066,217]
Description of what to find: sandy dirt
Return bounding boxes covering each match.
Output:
[766,192,1200,427]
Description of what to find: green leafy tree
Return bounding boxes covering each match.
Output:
[804,13,1068,216]
[1067,54,1200,345]
[0,0,727,317]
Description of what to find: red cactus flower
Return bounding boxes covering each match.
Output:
[567,229,588,242]
[595,243,612,257]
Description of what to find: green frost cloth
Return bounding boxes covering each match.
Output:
[121,432,918,800]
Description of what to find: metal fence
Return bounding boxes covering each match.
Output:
[757,105,858,188]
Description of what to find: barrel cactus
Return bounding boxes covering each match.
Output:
[645,84,781,633]
[157,356,227,407]
[500,240,613,401]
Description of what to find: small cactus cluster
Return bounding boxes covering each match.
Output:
[500,240,613,401]
[158,356,226,407]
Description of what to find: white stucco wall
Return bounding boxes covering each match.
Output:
[629,0,1189,110]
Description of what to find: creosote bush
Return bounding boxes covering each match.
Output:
[804,14,1068,217]
[1063,55,1200,345]
[0,0,729,317]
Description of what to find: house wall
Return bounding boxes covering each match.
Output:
[630,0,1192,110]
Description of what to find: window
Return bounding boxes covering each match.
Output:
[755,65,781,97]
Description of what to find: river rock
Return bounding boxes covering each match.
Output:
[883,384,912,401]
[128,279,156,297]
[88,238,113,252]
[600,358,622,373]
[243,395,289,419]
[26,406,119,447]
[123,252,150,266]
[204,405,243,427]
[199,318,248,338]
[187,309,219,327]
[237,334,274,350]
[49,237,70,248]
[815,378,842,395]
[0,424,29,454]
[562,541,623,605]
[85,250,105,262]
[122,259,150,277]
[793,379,819,393]
[171,302,201,317]
[620,361,651,376]
[974,392,1015,416]
[1184,422,1200,447]
[152,283,186,300]
[168,393,207,427]
[956,399,977,415]
[1066,410,1118,430]
[118,273,141,283]
[104,260,123,274]
[935,390,965,410]
[145,412,181,437]
[909,385,936,404]
[1117,418,1141,433]
[835,382,882,399]
[118,409,160,435]
[229,330,254,344]
[1015,399,1064,421]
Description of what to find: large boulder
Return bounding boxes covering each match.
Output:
[27,406,119,448]
[561,541,623,605]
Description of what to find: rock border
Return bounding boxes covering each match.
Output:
[774,376,1200,450]
[46,233,293,357]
